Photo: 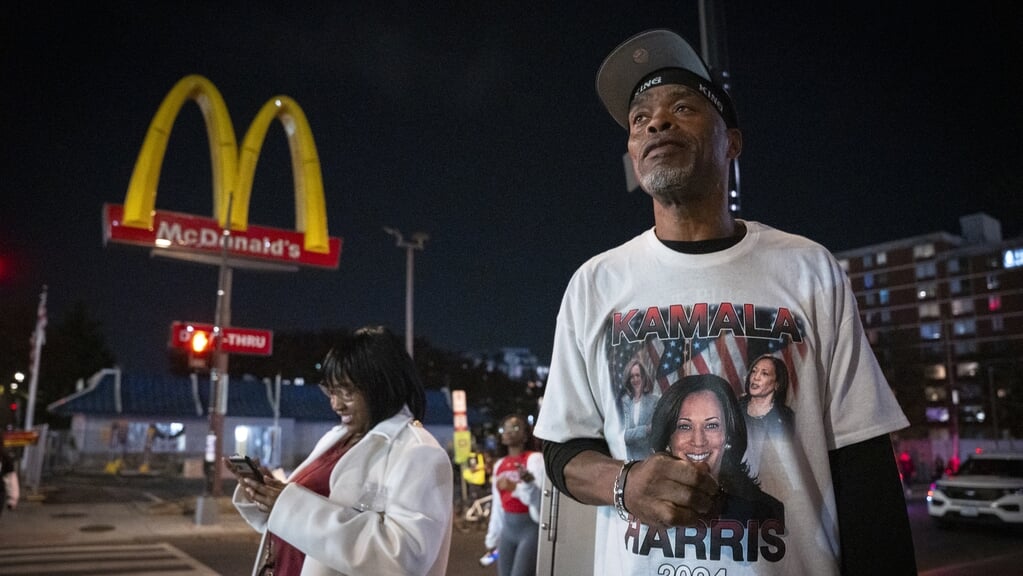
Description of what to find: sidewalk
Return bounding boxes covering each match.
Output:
[0,472,253,548]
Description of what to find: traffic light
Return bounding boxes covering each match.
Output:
[188,329,214,371]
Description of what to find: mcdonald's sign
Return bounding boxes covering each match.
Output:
[102,75,342,269]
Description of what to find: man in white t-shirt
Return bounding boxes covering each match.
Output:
[533,28,916,575]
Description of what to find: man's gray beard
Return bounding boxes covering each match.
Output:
[640,165,694,206]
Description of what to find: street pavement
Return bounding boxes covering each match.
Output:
[0,472,253,548]
[0,471,490,575]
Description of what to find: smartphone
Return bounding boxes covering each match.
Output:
[226,455,264,484]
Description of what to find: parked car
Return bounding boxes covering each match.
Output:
[927,451,1023,527]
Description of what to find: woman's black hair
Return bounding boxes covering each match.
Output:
[320,325,426,425]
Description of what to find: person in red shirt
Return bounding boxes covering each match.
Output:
[484,414,544,576]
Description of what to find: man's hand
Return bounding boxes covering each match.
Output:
[622,452,718,528]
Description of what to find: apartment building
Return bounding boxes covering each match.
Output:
[834,213,1023,440]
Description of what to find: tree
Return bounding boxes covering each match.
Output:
[36,300,117,427]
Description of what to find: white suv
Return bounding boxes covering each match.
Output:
[927,451,1023,527]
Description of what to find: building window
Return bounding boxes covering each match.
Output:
[864,311,875,325]
[863,254,874,268]
[880,309,892,323]
[915,261,937,279]
[876,251,887,266]
[924,365,947,380]
[947,258,960,274]
[957,362,980,378]
[917,283,937,300]
[986,274,999,290]
[863,272,874,289]
[918,302,940,318]
[920,323,942,340]
[988,295,1002,311]
[1003,248,1023,268]
[879,289,890,305]
[865,292,876,306]
[954,341,978,355]
[913,243,935,259]
[953,318,976,335]
[991,316,1005,332]
[951,298,974,316]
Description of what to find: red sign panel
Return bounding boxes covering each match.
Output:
[169,322,274,356]
[103,204,342,269]
[2,430,40,448]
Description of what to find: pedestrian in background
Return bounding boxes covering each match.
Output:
[1,448,19,514]
[485,414,543,576]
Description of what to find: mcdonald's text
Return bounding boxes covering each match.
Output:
[104,204,341,269]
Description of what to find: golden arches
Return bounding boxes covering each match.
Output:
[236,97,328,254]
[122,74,330,254]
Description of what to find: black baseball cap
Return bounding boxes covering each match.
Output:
[596,28,738,129]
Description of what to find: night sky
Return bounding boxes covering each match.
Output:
[3,2,1022,375]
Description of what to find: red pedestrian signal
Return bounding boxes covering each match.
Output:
[188,329,214,371]
[191,330,212,354]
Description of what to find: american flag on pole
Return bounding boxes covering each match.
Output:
[29,285,48,362]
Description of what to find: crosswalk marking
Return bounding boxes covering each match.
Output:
[0,543,219,575]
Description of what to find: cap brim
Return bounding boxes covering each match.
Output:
[596,29,712,129]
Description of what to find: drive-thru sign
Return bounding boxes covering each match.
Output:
[169,321,273,356]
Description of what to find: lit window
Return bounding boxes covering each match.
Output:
[951,298,974,316]
[924,365,946,380]
[915,261,937,279]
[988,295,1002,311]
[920,323,942,339]
[1003,248,1023,269]
[863,273,874,288]
[918,303,940,318]
[913,243,935,259]
[949,278,963,295]
[917,283,937,300]
[957,362,980,378]
[986,274,999,290]
[876,251,887,266]
[879,289,890,305]
[954,319,976,336]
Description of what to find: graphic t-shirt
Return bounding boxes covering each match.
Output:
[493,453,533,514]
[534,221,909,576]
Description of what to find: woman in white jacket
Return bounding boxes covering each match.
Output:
[485,414,544,576]
[231,326,453,576]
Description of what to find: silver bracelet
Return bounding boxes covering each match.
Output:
[613,459,637,521]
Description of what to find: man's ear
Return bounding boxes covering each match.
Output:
[727,128,743,161]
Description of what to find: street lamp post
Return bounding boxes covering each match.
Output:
[384,227,428,357]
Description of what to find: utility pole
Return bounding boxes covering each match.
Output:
[383,227,429,357]
[698,0,741,214]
